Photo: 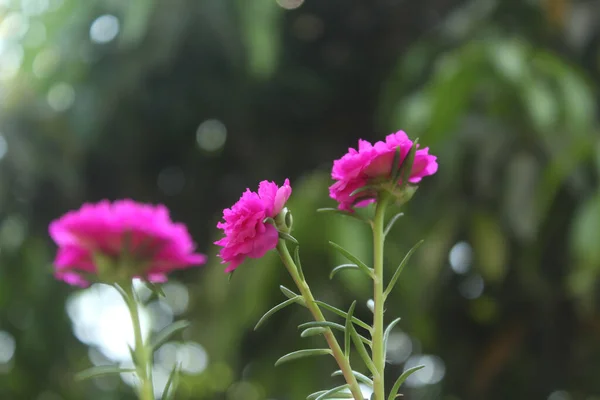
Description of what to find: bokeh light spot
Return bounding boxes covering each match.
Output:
[156,341,208,375]
[448,241,472,274]
[196,119,227,152]
[459,274,485,300]
[385,331,413,364]
[0,134,8,160]
[276,0,304,10]
[23,21,46,47]
[66,283,151,363]
[403,354,446,387]
[21,0,49,16]
[0,215,26,250]
[0,330,16,364]
[0,12,29,39]
[32,47,60,78]
[89,14,120,44]
[548,391,572,400]
[0,45,24,80]
[162,281,190,315]
[146,300,174,333]
[47,82,75,112]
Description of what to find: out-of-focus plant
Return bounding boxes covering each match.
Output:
[48,200,207,400]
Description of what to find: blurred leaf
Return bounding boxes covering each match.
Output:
[236,0,281,78]
[570,192,600,268]
[75,366,135,381]
[471,212,508,283]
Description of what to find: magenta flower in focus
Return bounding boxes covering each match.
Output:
[49,200,207,287]
[330,131,438,210]
[215,179,292,273]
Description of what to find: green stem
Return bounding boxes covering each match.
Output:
[276,241,365,400]
[122,283,155,400]
[372,195,390,400]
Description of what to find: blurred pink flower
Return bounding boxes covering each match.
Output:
[215,179,292,273]
[330,131,438,210]
[49,200,207,286]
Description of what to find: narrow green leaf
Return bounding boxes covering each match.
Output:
[297,321,371,346]
[163,363,181,400]
[300,327,327,337]
[307,392,353,400]
[280,285,299,300]
[383,213,404,236]
[389,146,402,179]
[279,231,299,244]
[75,366,135,381]
[307,390,328,400]
[228,270,235,282]
[383,240,424,299]
[330,264,359,279]
[387,365,425,400]
[298,321,345,332]
[383,317,402,359]
[151,320,190,350]
[328,241,375,279]
[344,301,357,358]
[294,246,305,282]
[331,370,373,387]
[314,300,372,331]
[274,348,332,367]
[113,283,129,302]
[399,139,417,187]
[127,345,138,365]
[255,297,301,330]
[144,281,165,298]
[349,323,377,374]
[316,384,350,400]
[349,185,375,197]
[263,217,275,225]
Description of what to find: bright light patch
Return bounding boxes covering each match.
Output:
[66,283,151,363]
[89,14,120,44]
[196,119,227,152]
[0,330,16,364]
[403,354,446,388]
[47,82,75,111]
[448,241,472,274]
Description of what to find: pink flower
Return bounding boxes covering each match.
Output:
[49,200,207,286]
[215,179,292,273]
[330,131,438,210]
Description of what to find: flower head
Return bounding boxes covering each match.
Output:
[330,131,438,210]
[49,200,207,286]
[215,179,292,273]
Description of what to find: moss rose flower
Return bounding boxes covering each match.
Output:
[330,131,438,210]
[215,179,292,272]
[49,200,207,286]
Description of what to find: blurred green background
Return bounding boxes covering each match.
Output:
[0,0,600,399]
